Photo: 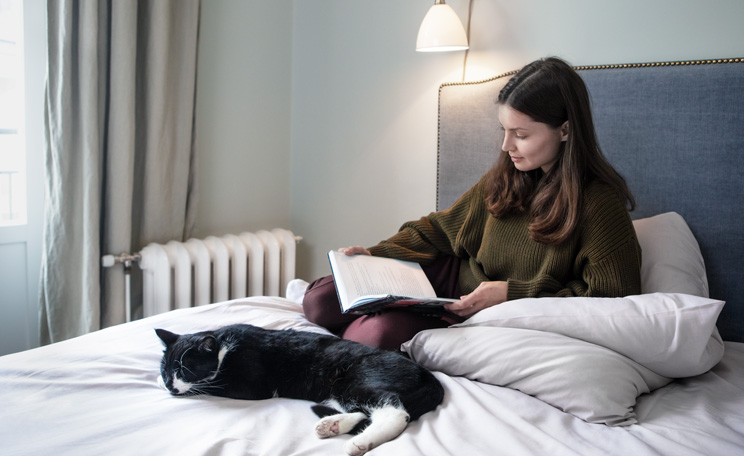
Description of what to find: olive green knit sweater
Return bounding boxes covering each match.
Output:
[367,175,642,300]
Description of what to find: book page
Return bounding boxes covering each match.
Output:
[328,251,437,311]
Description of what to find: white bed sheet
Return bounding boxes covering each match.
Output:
[1,297,743,456]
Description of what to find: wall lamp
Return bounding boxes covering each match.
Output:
[416,0,469,52]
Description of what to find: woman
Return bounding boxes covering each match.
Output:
[303,57,642,350]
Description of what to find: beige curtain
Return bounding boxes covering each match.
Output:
[40,0,201,344]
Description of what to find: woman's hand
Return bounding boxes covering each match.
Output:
[444,281,508,319]
[338,246,371,256]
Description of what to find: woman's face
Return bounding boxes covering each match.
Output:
[498,105,568,173]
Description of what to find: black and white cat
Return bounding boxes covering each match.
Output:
[155,324,444,455]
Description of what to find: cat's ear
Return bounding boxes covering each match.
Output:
[198,336,218,353]
[155,328,179,347]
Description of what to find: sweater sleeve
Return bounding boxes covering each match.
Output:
[367,176,488,265]
[506,183,642,299]
[574,183,642,297]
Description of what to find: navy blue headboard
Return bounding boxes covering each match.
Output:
[437,59,744,342]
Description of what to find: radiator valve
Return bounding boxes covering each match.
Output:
[101,253,142,269]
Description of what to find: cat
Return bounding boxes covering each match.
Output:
[155,324,444,455]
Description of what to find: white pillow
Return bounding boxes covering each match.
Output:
[454,293,725,378]
[402,326,671,426]
[633,212,709,297]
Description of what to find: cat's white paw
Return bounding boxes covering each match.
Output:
[314,412,368,439]
[341,405,408,454]
[344,438,372,456]
[314,417,341,438]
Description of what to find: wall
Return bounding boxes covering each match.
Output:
[193,0,293,238]
[290,1,462,281]
[289,0,744,281]
[462,0,744,80]
[195,0,744,283]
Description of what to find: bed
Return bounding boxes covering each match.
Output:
[2,58,743,455]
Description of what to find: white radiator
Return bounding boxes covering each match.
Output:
[103,228,301,319]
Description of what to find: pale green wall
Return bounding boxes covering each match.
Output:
[196,0,744,282]
[194,0,293,238]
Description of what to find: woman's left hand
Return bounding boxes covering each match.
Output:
[444,281,508,319]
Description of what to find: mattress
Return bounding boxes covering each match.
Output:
[2,296,743,455]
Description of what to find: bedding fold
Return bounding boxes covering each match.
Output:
[402,293,726,425]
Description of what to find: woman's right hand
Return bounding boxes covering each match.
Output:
[338,246,371,256]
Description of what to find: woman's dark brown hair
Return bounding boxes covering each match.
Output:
[485,57,635,245]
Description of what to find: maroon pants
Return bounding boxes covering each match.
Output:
[302,255,463,350]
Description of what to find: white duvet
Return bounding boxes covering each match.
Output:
[1,296,743,455]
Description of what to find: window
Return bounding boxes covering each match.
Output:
[0,0,26,226]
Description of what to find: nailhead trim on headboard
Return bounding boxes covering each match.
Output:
[439,58,744,90]
[574,57,743,71]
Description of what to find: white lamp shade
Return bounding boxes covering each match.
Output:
[416,2,469,52]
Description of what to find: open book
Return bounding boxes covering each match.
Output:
[327,250,457,315]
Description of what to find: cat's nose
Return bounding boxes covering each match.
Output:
[172,378,192,395]
[158,375,181,394]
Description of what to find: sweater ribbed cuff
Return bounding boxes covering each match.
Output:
[506,279,532,301]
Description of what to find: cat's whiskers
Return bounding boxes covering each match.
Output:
[178,346,193,367]
[176,346,196,378]
[191,374,228,395]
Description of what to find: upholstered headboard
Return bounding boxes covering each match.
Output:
[437,59,744,342]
